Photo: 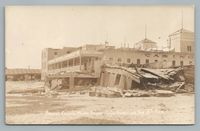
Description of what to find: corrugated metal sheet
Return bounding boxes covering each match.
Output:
[6,69,41,75]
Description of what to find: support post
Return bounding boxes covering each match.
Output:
[80,55,82,71]
[69,76,75,89]
[73,58,75,67]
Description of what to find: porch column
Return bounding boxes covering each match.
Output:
[67,60,69,67]
[73,58,75,66]
[80,55,82,70]
[69,76,75,89]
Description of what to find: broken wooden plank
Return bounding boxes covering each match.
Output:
[141,68,172,80]
[175,82,185,92]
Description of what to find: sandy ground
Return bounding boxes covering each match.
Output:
[5,81,195,124]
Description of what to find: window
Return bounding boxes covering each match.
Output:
[63,61,68,67]
[84,63,87,70]
[115,74,121,85]
[172,60,176,67]
[58,63,62,68]
[154,54,159,57]
[145,53,150,57]
[163,60,167,62]
[155,60,158,63]
[127,58,131,63]
[180,61,184,66]
[162,55,168,58]
[109,57,113,61]
[146,59,149,64]
[137,59,140,65]
[187,46,192,52]
[54,52,58,55]
[117,58,122,62]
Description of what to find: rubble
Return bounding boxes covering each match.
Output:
[154,90,175,97]
[183,65,194,84]
[93,64,194,97]
[89,86,122,98]
[44,64,194,98]
[89,86,175,98]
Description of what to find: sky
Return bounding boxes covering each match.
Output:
[5,5,194,69]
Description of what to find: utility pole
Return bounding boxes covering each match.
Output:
[181,9,183,29]
[145,24,147,39]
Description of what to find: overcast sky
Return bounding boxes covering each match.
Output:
[5,5,194,69]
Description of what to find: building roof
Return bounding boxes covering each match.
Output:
[135,38,156,45]
[169,28,193,36]
[6,69,41,75]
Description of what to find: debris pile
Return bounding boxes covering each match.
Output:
[140,66,194,93]
[44,64,194,98]
[89,86,122,98]
[92,64,194,98]
[89,87,175,98]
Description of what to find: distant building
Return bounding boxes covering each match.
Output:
[6,68,41,81]
[134,38,157,51]
[134,25,157,51]
[168,28,194,53]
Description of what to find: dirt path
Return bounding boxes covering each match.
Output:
[6,93,194,124]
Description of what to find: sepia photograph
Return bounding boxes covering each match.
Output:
[5,5,195,124]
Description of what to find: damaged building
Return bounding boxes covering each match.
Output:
[41,27,194,91]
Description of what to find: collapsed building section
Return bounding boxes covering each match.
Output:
[100,65,159,90]
[100,64,189,91]
[100,65,194,92]
[91,64,194,97]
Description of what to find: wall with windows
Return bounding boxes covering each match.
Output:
[180,32,194,53]
[168,30,194,53]
[102,49,194,68]
[41,47,77,80]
